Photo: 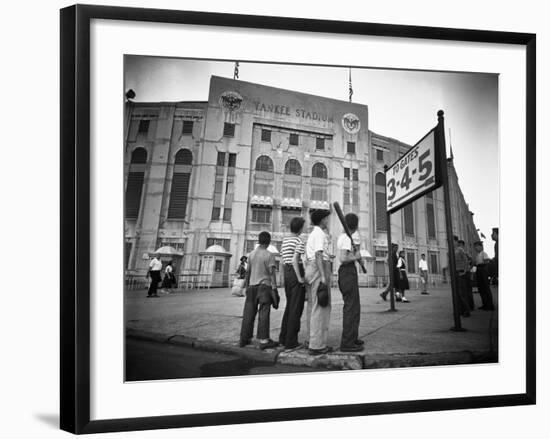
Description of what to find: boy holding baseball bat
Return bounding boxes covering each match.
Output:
[336,213,364,352]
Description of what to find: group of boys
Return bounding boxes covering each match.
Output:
[239,209,364,355]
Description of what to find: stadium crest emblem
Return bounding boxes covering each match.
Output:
[342,113,361,134]
[220,91,243,111]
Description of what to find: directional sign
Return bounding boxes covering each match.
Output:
[385,128,441,213]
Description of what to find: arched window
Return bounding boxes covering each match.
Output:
[168,149,193,219]
[284,159,302,176]
[375,172,386,232]
[375,172,386,186]
[125,148,148,219]
[311,162,328,201]
[174,148,193,165]
[255,155,274,173]
[312,162,328,179]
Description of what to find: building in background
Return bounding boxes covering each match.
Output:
[124,76,479,287]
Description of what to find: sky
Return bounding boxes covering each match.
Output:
[125,56,499,256]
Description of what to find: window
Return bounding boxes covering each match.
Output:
[211,207,221,220]
[283,184,300,198]
[245,240,256,253]
[130,147,147,164]
[255,155,274,172]
[316,137,325,151]
[404,203,415,236]
[206,238,230,251]
[181,120,194,134]
[375,172,386,232]
[228,153,237,168]
[167,173,191,219]
[281,209,301,229]
[223,122,235,137]
[312,163,328,179]
[261,129,271,142]
[375,192,387,232]
[216,152,226,166]
[352,169,359,181]
[311,187,328,201]
[406,251,416,273]
[284,159,302,176]
[252,208,272,223]
[125,148,148,219]
[347,141,356,154]
[215,260,223,272]
[344,167,350,180]
[375,248,388,258]
[289,133,299,146]
[138,119,150,133]
[223,208,232,222]
[429,252,439,274]
[376,149,384,161]
[426,202,436,239]
[253,181,273,196]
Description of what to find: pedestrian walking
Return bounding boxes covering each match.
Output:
[231,256,247,297]
[380,243,399,301]
[160,261,176,294]
[474,241,495,311]
[146,253,162,298]
[336,213,364,352]
[239,232,280,350]
[305,209,332,355]
[278,216,306,350]
[419,253,429,295]
[455,240,472,317]
[396,251,410,302]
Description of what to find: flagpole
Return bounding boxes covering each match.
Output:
[437,110,465,332]
[348,68,353,102]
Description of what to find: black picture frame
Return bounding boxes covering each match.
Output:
[60,4,536,434]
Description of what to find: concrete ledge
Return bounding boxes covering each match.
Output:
[277,350,364,370]
[127,328,497,371]
[126,328,173,344]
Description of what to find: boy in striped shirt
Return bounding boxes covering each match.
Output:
[278,216,306,349]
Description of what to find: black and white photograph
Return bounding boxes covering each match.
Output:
[123,56,499,381]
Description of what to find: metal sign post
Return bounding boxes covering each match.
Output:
[383,165,396,312]
[436,110,465,332]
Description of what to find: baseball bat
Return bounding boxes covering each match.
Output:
[333,202,367,273]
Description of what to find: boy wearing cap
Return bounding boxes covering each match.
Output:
[336,213,364,352]
[305,209,332,355]
[474,241,495,311]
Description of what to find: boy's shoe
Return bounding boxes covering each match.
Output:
[284,342,303,350]
[401,297,410,303]
[239,338,251,347]
[379,292,387,301]
[340,344,364,352]
[308,346,333,356]
[259,339,279,350]
[354,339,365,346]
[421,292,429,295]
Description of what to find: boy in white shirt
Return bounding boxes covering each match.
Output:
[304,210,332,355]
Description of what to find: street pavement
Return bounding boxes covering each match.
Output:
[125,284,498,371]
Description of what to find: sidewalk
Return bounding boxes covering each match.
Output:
[125,284,498,370]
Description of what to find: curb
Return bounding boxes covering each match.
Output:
[127,328,497,371]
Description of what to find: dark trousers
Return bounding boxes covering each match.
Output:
[476,265,495,309]
[279,264,306,348]
[240,284,272,342]
[338,263,361,348]
[147,271,161,296]
[466,274,475,310]
[456,273,471,315]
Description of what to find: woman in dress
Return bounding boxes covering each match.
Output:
[396,251,410,303]
[161,261,175,294]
